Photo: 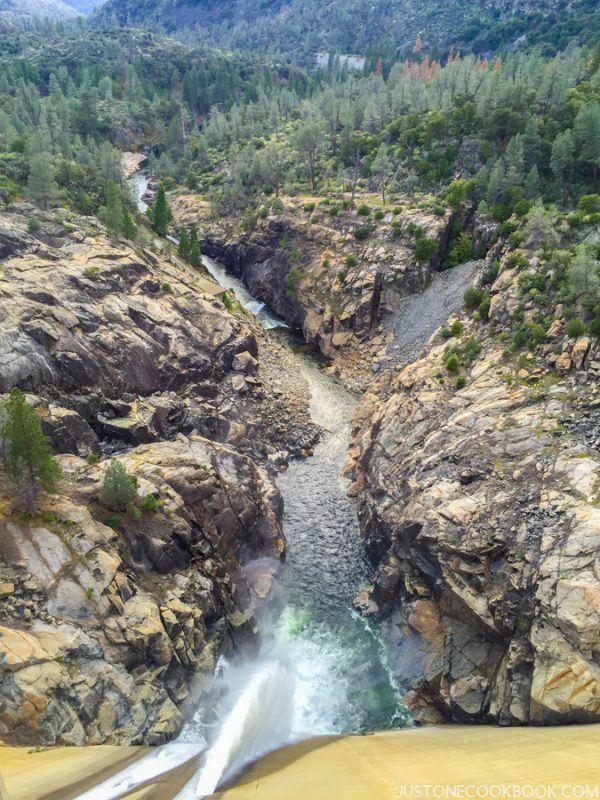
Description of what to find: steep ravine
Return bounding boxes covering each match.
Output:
[168,192,494,386]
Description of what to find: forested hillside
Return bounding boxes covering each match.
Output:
[0,0,80,19]
[0,23,309,228]
[98,0,600,62]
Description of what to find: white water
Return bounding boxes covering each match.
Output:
[180,661,295,797]
[202,255,286,330]
[127,170,150,213]
[84,175,410,799]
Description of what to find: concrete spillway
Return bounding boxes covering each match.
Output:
[2,725,600,799]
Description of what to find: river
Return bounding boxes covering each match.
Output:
[103,174,411,797]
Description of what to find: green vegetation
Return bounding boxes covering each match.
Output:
[139,493,160,513]
[150,187,171,236]
[0,388,60,511]
[565,318,586,338]
[99,460,138,513]
[444,336,482,374]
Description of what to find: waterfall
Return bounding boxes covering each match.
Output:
[179,661,295,797]
[72,228,410,800]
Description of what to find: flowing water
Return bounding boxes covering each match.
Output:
[127,170,150,214]
[86,177,411,799]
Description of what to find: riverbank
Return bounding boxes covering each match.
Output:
[3,724,600,799]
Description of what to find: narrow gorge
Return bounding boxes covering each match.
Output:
[0,12,600,795]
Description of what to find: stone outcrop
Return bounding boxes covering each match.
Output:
[168,193,463,384]
[0,204,311,745]
[0,206,316,463]
[349,251,600,725]
[0,437,283,745]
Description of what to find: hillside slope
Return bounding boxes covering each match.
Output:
[0,0,79,18]
[97,0,599,59]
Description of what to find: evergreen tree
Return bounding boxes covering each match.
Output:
[293,119,323,193]
[371,144,393,203]
[525,204,559,251]
[151,187,171,236]
[0,388,60,512]
[568,245,600,300]
[27,154,58,209]
[189,226,201,267]
[100,460,138,513]
[524,166,542,200]
[122,209,137,240]
[523,117,542,173]
[178,227,190,260]
[574,102,600,183]
[103,180,123,236]
[550,130,575,205]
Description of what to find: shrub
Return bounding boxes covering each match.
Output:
[577,195,600,215]
[445,354,460,373]
[303,202,316,213]
[565,318,585,338]
[28,216,41,232]
[87,453,99,465]
[464,287,485,310]
[357,204,370,216]
[462,336,482,365]
[391,221,403,238]
[447,232,473,267]
[329,206,339,217]
[84,266,100,280]
[344,254,357,267]
[354,226,371,241]
[481,261,500,287]
[393,207,403,215]
[588,318,600,336]
[337,270,347,283]
[441,319,464,339]
[285,266,302,296]
[139,493,160,513]
[407,222,424,239]
[414,237,438,264]
[374,210,385,220]
[455,376,467,390]
[512,322,546,350]
[322,257,331,269]
[478,295,491,321]
[100,460,138,512]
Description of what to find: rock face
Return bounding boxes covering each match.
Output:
[0,205,310,745]
[168,194,461,381]
[0,438,282,745]
[349,259,600,725]
[0,207,316,462]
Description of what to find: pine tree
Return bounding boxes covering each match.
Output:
[122,210,137,240]
[524,166,542,200]
[189,226,201,267]
[0,388,60,512]
[103,180,123,236]
[371,144,393,203]
[178,227,190,260]
[151,187,171,237]
[293,120,323,193]
[550,130,575,205]
[100,460,138,513]
[568,245,600,300]
[27,154,58,209]
[574,102,600,183]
